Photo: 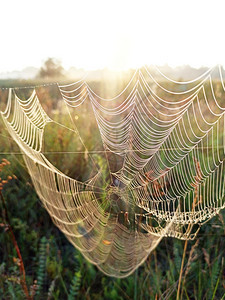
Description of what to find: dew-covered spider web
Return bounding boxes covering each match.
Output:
[1,65,225,277]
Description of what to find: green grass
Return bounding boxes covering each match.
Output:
[0,79,224,299]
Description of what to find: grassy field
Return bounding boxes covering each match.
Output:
[0,79,224,299]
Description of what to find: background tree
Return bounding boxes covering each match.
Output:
[38,58,64,79]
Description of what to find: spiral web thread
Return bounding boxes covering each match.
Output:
[1,65,225,277]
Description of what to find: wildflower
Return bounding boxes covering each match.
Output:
[102,240,111,245]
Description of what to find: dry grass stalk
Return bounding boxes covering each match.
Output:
[176,157,202,300]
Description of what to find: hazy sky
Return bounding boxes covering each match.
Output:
[1,0,225,72]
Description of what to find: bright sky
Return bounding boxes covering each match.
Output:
[1,0,225,72]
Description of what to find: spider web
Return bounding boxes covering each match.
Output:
[1,65,225,277]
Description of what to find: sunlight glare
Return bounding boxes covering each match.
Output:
[0,0,225,72]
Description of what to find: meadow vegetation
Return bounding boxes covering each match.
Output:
[0,76,224,300]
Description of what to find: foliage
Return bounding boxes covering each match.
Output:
[0,79,224,299]
[37,58,64,80]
